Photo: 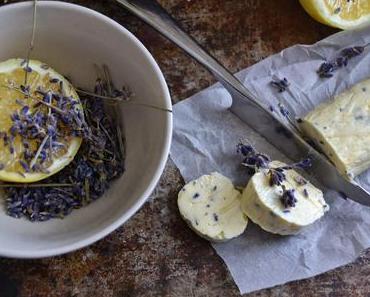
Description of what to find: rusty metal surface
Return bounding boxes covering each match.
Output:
[0,0,369,296]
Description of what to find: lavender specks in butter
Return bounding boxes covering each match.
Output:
[193,193,200,199]
[303,188,309,198]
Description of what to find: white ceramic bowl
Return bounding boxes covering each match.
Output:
[0,1,172,258]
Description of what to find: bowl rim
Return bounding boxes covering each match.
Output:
[0,0,172,258]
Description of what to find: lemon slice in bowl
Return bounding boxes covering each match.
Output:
[300,0,370,30]
[0,58,83,183]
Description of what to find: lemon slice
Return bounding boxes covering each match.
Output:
[0,59,83,183]
[300,0,370,30]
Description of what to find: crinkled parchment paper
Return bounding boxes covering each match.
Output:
[170,26,370,294]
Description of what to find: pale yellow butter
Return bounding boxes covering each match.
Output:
[241,161,329,235]
[300,79,370,178]
[178,172,248,242]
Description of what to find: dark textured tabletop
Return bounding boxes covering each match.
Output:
[1,1,370,296]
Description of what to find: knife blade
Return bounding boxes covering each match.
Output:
[116,0,370,206]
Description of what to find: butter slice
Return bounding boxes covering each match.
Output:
[241,161,329,235]
[300,79,370,178]
[178,172,248,242]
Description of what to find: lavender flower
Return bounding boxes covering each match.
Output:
[237,142,312,208]
[281,189,297,208]
[318,45,368,78]
[270,77,290,92]
[268,169,286,186]
[237,143,270,171]
[341,46,365,59]
[278,104,290,117]
[23,66,32,73]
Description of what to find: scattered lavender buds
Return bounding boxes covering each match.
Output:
[2,71,126,222]
[278,103,290,117]
[5,95,125,221]
[270,77,289,92]
[317,45,368,78]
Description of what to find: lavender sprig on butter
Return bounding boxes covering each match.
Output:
[178,172,248,242]
[238,143,329,235]
[242,160,329,235]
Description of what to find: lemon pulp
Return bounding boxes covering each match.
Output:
[0,59,83,183]
[300,0,370,30]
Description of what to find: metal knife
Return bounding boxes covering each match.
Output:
[116,0,370,206]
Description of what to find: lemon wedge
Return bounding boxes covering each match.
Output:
[0,59,83,183]
[300,0,370,30]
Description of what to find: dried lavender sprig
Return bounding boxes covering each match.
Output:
[237,143,271,170]
[1,84,66,114]
[76,89,126,102]
[237,142,311,173]
[116,121,125,161]
[24,0,38,86]
[30,135,49,169]
[77,89,172,113]
[277,158,312,171]
[267,169,286,187]
[237,142,312,207]
[102,64,114,96]
[264,158,311,188]
[317,44,370,78]
[122,101,173,113]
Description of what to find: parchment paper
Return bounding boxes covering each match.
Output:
[170,26,370,294]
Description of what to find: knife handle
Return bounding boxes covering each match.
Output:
[115,0,262,108]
